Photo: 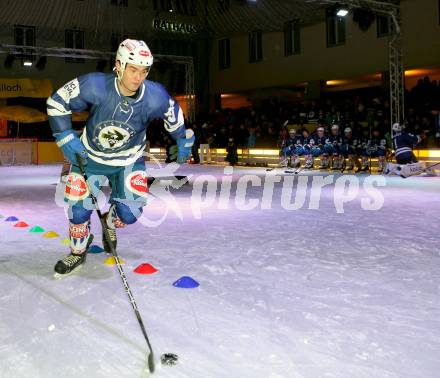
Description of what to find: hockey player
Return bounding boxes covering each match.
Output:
[312,126,329,169]
[385,123,428,177]
[392,123,420,164]
[325,124,343,170]
[340,127,360,171]
[287,128,301,168]
[278,127,292,167]
[47,39,195,277]
[299,128,315,169]
[356,129,371,173]
[301,126,324,170]
[365,127,388,173]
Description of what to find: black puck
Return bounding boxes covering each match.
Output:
[161,353,178,366]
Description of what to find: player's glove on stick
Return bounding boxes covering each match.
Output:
[54,130,88,166]
[176,129,195,164]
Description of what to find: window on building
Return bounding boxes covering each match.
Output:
[65,29,84,63]
[14,25,36,63]
[249,30,263,63]
[326,9,346,47]
[153,0,195,15]
[111,0,128,6]
[284,20,301,56]
[218,38,230,70]
[14,25,35,46]
[377,15,392,37]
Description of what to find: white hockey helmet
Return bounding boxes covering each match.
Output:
[317,127,325,132]
[392,122,402,132]
[344,127,352,134]
[115,39,154,81]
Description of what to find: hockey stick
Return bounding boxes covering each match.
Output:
[75,155,156,374]
[400,161,440,178]
[266,156,289,171]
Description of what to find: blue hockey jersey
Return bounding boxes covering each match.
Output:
[309,134,327,147]
[47,72,185,166]
[392,132,420,159]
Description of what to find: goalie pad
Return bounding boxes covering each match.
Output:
[385,162,436,177]
[399,162,425,178]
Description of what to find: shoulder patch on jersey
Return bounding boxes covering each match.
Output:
[164,98,176,123]
[65,173,89,201]
[57,78,80,103]
[164,101,184,133]
[125,171,149,198]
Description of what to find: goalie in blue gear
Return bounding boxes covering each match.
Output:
[391,123,420,164]
[48,39,194,277]
[385,123,429,177]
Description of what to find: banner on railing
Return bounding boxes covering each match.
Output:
[0,78,53,98]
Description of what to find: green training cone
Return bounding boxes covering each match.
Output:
[29,226,45,233]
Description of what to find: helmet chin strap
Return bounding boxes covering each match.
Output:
[115,64,134,96]
[114,61,124,82]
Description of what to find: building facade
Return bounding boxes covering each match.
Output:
[0,0,211,110]
[209,0,440,106]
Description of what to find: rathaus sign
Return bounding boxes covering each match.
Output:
[152,19,198,34]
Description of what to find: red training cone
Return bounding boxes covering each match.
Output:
[14,221,29,228]
[133,263,158,275]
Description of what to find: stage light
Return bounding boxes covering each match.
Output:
[336,8,349,17]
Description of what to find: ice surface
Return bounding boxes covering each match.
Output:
[0,164,440,378]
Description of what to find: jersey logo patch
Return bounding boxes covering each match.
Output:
[96,123,131,151]
[125,171,149,198]
[65,173,89,201]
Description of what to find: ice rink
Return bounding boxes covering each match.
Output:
[1,164,439,378]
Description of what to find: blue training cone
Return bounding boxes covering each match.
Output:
[173,276,200,289]
[88,245,105,254]
[5,216,19,222]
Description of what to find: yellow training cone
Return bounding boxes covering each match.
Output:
[43,231,60,238]
[104,256,125,266]
[60,238,70,246]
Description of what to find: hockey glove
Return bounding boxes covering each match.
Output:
[176,129,195,164]
[54,130,88,166]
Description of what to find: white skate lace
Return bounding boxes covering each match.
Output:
[107,228,116,241]
[64,254,83,267]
